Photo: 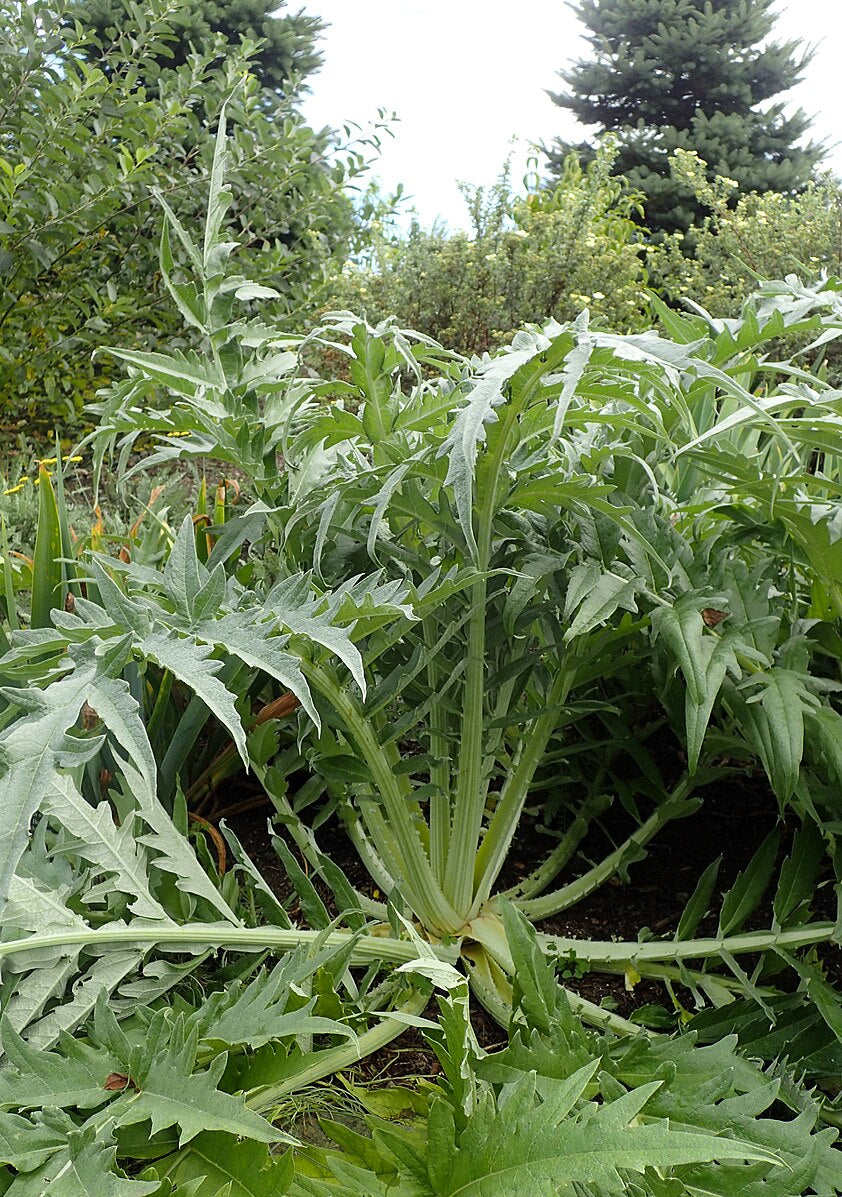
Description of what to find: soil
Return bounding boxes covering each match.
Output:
[220,767,836,1084]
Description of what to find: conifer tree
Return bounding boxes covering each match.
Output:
[547,0,824,231]
[68,0,324,95]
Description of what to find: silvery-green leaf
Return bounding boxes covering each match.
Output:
[41,775,164,921]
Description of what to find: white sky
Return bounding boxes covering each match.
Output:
[300,0,842,230]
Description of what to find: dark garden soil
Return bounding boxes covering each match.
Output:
[219,767,837,1085]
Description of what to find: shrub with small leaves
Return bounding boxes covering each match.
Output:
[0,0,385,430]
[650,149,842,319]
[326,140,650,357]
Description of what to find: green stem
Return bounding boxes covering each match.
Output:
[146,667,173,745]
[304,661,460,934]
[536,923,836,965]
[443,343,573,917]
[497,792,612,903]
[0,517,19,634]
[159,692,212,800]
[0,923,459,966]
[471,666,574,916]
[424,616,451,882]
[260,768,387,920]
[246,990,430,1113]
[158,658,246,800]
[361,337,390,448]
[516,785,700,921]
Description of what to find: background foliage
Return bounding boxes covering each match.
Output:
[0,0,388,431]
[327,145,842,362]
[546,0,824,232]
[651,149,842,313]
[326,141,650,355]
[67,0,326,94]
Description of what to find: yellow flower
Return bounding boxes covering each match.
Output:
[3,478,29,495]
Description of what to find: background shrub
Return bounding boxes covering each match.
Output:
[0,0,388,432]
[650,149,842,315]
[325,140,650,356]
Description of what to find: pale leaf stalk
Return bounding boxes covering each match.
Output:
[516,782,701,921]
[497,792,612,904]
[463,942,649,1038]
[445,349,565,917]
[444,401,530,913]
[339,802,398,907]
[470,665,576,917]
[534,923,837,964]
[303,661,461,933]
[587,958,772,996]
[444,567,489,915]
[0,923,459,967]
[480,673,520,776]
[468,910,836,998]
[424,616,451,882]
[246,990,430,1114]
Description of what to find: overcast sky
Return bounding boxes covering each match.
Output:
[300,0,842,230]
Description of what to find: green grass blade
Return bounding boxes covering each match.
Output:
[30,464,63,629]
[0,516,18,636]
[52,440,81,598]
